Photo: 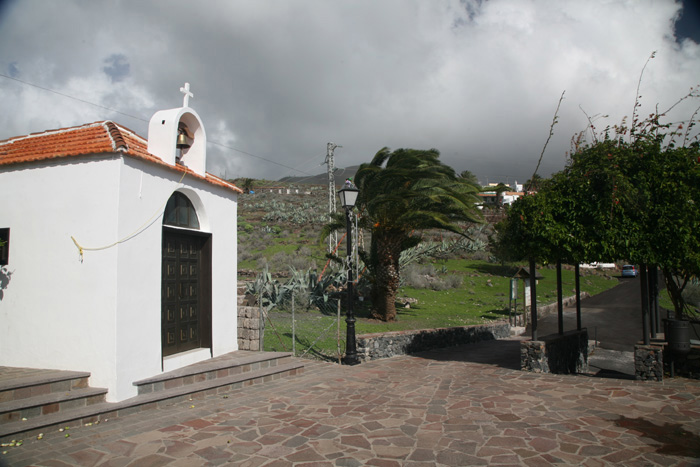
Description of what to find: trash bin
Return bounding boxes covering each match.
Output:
[666,319,691,356]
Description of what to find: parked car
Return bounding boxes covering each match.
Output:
[621,265,638,277]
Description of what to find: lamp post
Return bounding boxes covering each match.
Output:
[338,185,360,365]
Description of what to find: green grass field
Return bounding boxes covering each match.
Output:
[261,260,620,359]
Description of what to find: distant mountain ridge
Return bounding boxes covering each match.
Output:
[279,165,360,186]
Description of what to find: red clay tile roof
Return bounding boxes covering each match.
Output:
[0,121,242,193]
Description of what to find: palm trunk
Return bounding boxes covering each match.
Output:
[370,230,402,321]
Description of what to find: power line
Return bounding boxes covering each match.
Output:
[0,73,149,123]
[0,73,313,176]
[208,140,312,176]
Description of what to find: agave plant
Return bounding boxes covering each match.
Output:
[246,265,351,313]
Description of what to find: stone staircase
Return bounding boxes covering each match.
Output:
[0,282,298,442]
[0,351,303,442]
[0,369,108,442]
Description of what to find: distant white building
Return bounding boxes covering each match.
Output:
[502,191,525,206]
[478,181,525,208]
[0,85,242,401]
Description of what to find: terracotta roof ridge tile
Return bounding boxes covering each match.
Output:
[101,121,149,154]
[102,121,127,152]
[0,121,106,148]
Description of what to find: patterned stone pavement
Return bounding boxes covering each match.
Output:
[2,338,700,466]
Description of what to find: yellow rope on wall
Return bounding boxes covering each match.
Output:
[71,170,188,262]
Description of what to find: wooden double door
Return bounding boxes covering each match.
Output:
[161,228,212,358]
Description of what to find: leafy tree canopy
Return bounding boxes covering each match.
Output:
[494,113,700,317]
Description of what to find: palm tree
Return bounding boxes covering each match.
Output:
[459,169,480,186]
[353,147,482,321]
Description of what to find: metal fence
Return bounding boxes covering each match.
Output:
[248,277,348,362]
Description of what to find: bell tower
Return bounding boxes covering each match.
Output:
[147,82,207,176]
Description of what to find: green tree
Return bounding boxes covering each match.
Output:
[241,178,255,194]
[564,130,700,318]
[496,56,700,320]
[629,143,700,317]
[491,178,578,267]
[495,130,700,319]
[353,147,482,321]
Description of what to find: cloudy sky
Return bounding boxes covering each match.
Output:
[1,0,699,186]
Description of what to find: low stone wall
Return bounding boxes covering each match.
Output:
[356,322,510,361]
[521,329,589,374]
[238,305,261,351]
[521,340,548,372]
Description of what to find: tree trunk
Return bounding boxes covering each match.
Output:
[663,268,689,319]
[370,230,403,321]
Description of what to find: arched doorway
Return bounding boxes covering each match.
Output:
[161,192,212,358]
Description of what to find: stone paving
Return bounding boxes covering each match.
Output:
[2,338,700,466]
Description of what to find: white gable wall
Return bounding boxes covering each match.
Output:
[112,158,170,400]
[0,156,122,395]
[111,158,239,400]
[0,154,239,402]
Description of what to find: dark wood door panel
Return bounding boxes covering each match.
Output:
[162,229,210,358]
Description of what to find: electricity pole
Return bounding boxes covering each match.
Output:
[324,142,340,253]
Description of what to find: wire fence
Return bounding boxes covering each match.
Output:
[249,280,348,363]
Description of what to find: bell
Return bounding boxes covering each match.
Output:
[176,132,190,149]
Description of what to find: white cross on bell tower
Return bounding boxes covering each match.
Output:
[180,82,194,107]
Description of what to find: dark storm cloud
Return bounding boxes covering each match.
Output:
[103,54,130,83]
[676,0,700,43]
[0,0,698,185]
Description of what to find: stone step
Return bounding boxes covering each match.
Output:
[0,352,303,442]
[0,370,91,403]
[133,351,295,394]
[0,386,107,425]
[0,369,105,428]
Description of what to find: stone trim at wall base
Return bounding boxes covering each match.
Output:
[635,344,663,381]
[356,322,511,361]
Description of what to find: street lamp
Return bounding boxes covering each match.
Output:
[338,185,360,365]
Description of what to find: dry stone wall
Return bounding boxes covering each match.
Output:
[356,323,511,361]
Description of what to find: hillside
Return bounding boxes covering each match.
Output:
[278,165,361,186]
[236,183,505,277]
[237,185,334,276]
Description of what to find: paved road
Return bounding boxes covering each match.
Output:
[530,277,648,351]
[528,276,660,377]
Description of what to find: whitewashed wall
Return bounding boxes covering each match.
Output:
[0,154,238,402]
[0,156,122,396]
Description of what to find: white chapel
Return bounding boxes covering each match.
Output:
[0,84,241,401]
